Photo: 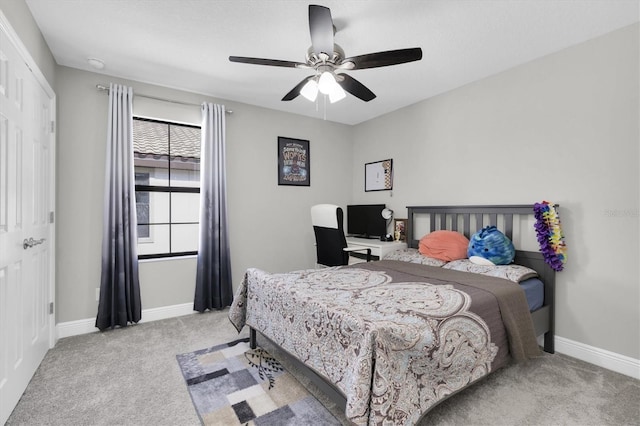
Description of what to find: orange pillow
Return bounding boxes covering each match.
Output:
[419,230,470,262]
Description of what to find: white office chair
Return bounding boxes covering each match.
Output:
[311,204,371,267]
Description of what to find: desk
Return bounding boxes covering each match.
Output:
[346,237,407,263]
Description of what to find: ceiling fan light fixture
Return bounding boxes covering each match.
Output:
[300,79,319,101]
[328,83,346,103]
[318,71,337,95]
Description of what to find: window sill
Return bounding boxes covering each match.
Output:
[138,254,197,263]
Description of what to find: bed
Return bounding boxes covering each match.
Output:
[229,205,556,425]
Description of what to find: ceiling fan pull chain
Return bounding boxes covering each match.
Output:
[323,95,327,120]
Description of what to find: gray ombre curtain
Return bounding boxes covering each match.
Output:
[194,103,233,311]
[96,83,141,330]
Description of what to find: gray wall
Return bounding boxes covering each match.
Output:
[55,67,353,322]
[352,24,640,360]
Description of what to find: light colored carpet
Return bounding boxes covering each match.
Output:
[7,309,640,425]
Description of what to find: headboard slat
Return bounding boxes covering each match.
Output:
[451,214,458,232]
[475,213,483,235]
[463,213,471,237]
[504,213,514,240]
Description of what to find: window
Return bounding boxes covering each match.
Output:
[135,172,150,238]
[133,117,201,258]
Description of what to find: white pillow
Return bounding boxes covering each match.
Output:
[469,255,495,266]
[443,259,538,283]
[383,248,447,267]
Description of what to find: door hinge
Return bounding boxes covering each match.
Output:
[50,120,55,133]
[49,302,54,315]
[49,211,55,223]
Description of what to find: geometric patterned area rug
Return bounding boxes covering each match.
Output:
[176,338,342,425]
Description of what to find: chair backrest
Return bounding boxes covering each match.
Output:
[311,204,349,266]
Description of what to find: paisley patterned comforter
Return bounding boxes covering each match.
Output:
[229,260,539,425]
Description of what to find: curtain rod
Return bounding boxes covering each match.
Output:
[96,84,233,114]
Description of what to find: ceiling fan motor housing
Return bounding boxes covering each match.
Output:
[305,44,346,68]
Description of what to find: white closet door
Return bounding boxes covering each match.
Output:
[0,18,55,424]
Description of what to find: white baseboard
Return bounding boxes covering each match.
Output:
[56,302,195,339]
[141,302,195,322]
[555,336,640,380]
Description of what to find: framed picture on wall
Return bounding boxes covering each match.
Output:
[394,218,407,242]
[278,137,310,186]
[365,159,393,191]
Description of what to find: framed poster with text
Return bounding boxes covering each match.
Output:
[278,137,310,186]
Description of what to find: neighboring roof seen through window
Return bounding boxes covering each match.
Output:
[133,118,200,159]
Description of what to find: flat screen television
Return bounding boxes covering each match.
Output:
[346,204,387,239]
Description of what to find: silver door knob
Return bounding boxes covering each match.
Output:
[23,237,46,250]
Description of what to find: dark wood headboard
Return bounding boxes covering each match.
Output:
[406,205,537,245]
[406,205,556,353]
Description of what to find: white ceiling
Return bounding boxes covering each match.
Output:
[25,0,639,125]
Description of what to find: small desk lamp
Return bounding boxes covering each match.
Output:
[381,208,394,241]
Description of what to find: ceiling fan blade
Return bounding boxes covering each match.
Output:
[282,75,315,101]
[229,56,307,68]
[342,47,422,70]
[337,74,376,102]
[309,5,334,56]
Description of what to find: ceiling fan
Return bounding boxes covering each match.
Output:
[229,5,422,103]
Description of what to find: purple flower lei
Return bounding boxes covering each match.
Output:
[533,202,566,271]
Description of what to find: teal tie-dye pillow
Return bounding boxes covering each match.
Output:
[467,226,515,265]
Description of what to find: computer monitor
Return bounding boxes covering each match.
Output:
[346,204,387,239]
